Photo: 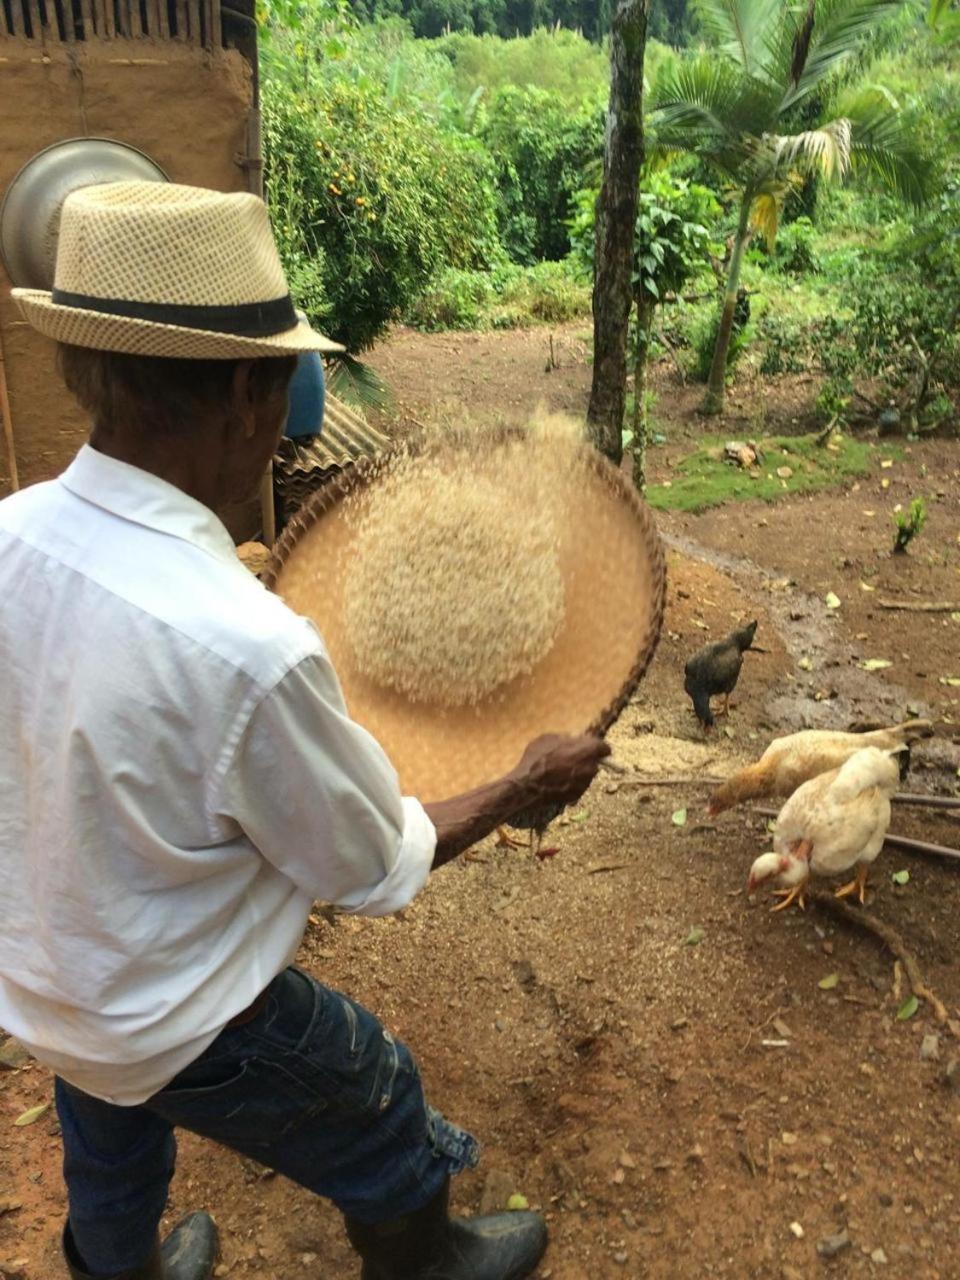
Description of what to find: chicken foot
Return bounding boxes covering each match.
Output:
[771,881,808,912]
[495,826,530,850]
[834,862,870,905]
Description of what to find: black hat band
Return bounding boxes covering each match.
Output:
[50,289,299,338]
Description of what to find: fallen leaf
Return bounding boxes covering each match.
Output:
[672,808,688,827]
[570,809,591,823]
[860,659,893,671]
[818,973,840,990]
[881,478,891,490]
[619,1151,637,1169]
[825,592,841,610]
[13,1103,49,1127]
[683,926,705,946]
[534,846,560,862]
[798,657,813,671]
[860,580,876,592]
[781,1131,798,1146]
[892,869,910,886]
[507,1194,529,1211]
[880,459,894,469]
[940,677,960,687]
[897,995,919,1021]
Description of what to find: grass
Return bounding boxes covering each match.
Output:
[646,432,899,514]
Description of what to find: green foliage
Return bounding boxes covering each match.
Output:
[406,258,590,329]
[773,216,819,275]
[263,57,499,350]
[646,433,885,513]
[893,496,928,553]
[758,314,809,375]
[345,0,677,42]
[479,85,605,263]
[690,291,752,382]
[815,377,852,424]
[569,171,720,296]
[433,27,609,102]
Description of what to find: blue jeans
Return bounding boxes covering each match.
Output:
[55,967,479,1275]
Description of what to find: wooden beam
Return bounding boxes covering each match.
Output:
[0,329,19,494]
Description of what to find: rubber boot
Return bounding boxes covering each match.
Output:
[63,1212,219,1280]
[345,1179,548,1280]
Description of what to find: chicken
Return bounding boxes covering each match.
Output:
[746,745,904,911]
[708,719,931,817]
[684,620,759,729]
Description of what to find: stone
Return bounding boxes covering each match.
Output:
[871,1247,889,1265]
[817,1230,852,1258]
[920,1033,941,1062]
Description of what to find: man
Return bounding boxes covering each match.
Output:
[0,180,608,1280]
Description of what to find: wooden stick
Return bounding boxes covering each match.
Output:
[7,0,23,38]
[79,0,94,39]
[619,774,725,788]
[0,329,20,494]
[808,890,960,1037]
[892,793,960,812]
[878,599,960,613]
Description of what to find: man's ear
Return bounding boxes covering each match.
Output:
[230,361,258,439]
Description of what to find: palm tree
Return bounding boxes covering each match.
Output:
[651,0,933,413]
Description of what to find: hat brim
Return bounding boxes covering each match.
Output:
[12,288,345,359]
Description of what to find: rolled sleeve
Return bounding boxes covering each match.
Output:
[219,653,437,916]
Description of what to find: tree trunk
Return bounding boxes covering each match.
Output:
[632,291,654,490]
[586,0,648,463]
[703,195,752,416]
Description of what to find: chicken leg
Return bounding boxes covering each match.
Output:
[834,862,869,904]
[495,826,529,850]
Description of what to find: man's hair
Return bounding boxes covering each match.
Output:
[58,344,298,434]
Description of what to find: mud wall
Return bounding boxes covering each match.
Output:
[0,39,254,522]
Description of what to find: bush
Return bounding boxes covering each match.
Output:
[690,291,751,383]
[774,216,819,276]
[406,258,590,331]
[759,315,809,375]
[264,74,500,351]
[479,84,605,264]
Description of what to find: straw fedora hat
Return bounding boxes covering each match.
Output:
[12,180,343,360]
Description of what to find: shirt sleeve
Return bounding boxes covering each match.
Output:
[219,653,436,916]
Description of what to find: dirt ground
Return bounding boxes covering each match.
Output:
[3,323,960,1280]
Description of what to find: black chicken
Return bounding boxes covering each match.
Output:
[684,620,759,729]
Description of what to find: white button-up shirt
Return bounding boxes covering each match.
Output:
[0,445,436,1105]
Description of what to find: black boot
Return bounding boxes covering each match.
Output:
[345,1180,548,1280]
[63,1212,219,1280]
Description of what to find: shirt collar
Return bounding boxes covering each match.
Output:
[59,445,240,564]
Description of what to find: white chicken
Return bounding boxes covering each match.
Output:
[747,745,904,911]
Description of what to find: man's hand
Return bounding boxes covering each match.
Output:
[510,733,610,811]
[424,733,609,870]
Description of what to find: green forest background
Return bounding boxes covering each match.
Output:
[261,0,960,437]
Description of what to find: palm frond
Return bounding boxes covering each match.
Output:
[781,0,902,111]
[694,0,783,76]
[326,355,395,414]
[769,118,853,181]
[749,190,781,248]
[651,54,781,169]
[791,0,817,84]
[844,92,936,207]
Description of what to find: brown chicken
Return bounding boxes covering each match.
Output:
[708,718,932,817]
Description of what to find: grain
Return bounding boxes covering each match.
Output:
[340,418,585,708]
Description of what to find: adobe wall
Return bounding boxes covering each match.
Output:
[0,39,254,524]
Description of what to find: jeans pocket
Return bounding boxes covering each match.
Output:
[150,1056,321,1148]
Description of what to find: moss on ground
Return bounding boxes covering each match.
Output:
[645,432,899,513]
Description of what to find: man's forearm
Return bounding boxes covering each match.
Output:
[424,773,527,869]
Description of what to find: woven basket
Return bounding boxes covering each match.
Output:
[263,437,666,805]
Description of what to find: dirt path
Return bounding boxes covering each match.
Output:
[2,324,960,1280]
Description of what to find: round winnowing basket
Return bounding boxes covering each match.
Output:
[263,438,666,804]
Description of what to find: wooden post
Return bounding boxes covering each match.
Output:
[0,329,21,494]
